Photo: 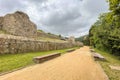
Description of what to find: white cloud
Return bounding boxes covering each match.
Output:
[0,0,109,37]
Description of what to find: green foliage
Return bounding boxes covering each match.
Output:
[75,35,85,42]
[108,0,120,15]
[76,35,90,45]
[89,1,120,55]
[0,30,7,34]
[37,29,44,32]
[58,34,62,38]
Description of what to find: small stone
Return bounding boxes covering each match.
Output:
[109,65,120,71]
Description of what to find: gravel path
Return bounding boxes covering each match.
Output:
[0,46,108,80]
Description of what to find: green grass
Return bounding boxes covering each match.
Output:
[0,47,78,74]
[38,37,65,42]
[0,30,6,34]
[95,49,120,80]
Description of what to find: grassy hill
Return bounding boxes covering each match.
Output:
[75,35,89,45]
[37,30,66,42]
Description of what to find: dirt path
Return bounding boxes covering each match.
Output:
[0,46,108,80]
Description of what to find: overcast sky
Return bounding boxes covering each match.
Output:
[0,0,109,37]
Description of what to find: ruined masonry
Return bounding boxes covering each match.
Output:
[0,11,37,38]
[0,37,74,54]
[0,11,78,54]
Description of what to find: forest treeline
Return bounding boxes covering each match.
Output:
[89,0,120,55]
[75,35,90,45]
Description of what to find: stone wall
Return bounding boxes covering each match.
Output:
[0,37,75,54]
[68,36,76,44]
[0,17,3,29]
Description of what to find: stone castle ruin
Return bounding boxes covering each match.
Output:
[0,11,80,54]
[68,36,75,44]
[0,11,37,38]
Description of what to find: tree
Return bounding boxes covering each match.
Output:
[89,0,120,55]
